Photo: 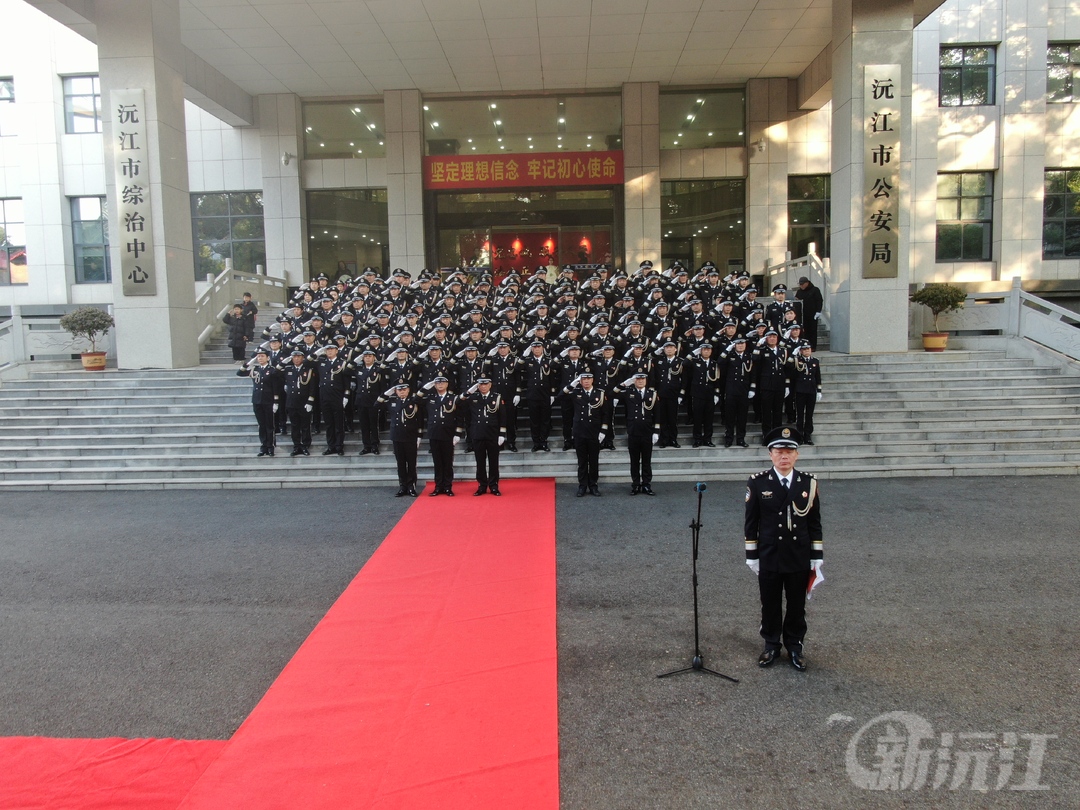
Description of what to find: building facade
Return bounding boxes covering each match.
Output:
[1,0,1077,364]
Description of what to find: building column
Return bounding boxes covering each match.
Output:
[259,94,307,288]
[97,0,199,369]
[623,82,660,269]
[829,0,914,353]
[385,89,425,276]
[745,78,792,281]
[996,0,1047,280]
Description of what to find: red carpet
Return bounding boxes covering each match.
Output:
[178,477,559,809]
[0,737,226,810]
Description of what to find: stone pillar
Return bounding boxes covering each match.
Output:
[830,0,914,353]
[996,0,1046,281]
[385,89,425,276]
[746,78,792,281]
[97,0,199,369]
[623,82,661,269]
[259,94,307,288]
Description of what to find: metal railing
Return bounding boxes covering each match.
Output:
[763,245,831,329]
[193,264,288,349]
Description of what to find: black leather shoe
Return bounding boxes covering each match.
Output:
[372,448,380,455]
[737,440,749,448]
[589,485,601,497]
[490,486,501,496]
[692,441,702,448]
[322,448,335,455]
[445,489,455,497]
[542,443,550,452]
[531,445,540,452]
[563,441,573,451]
[803,438,815,446]
[290,450,302,457]
[703,440,716,447]
[576,485,587,497]
[301,449,310,456]
[789,650,807,672]
[337,450,345,456]
[394,488,407,497]
[429,489,441,497]
[464,444,474,453]
[267,450,274,456]
[758,648,781,667]
[257,451,267,457]
[474,486,487,496]
[641,484,655,496]
[670,440,680,448]
[359,448,372,455]
[724,438,733,448]
[630,485,640,496]
[506,443,517,453]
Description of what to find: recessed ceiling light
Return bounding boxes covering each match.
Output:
[320,142,325,147]
[527,136,532,141]
[357,149,363,154]
[708,132,713,136]
[471,146,476,150]
[738,131,743,136]
[467,138,473,143]
[494,119,502,125]
[697,98,704,103]
[558,117,565,123]
[353,107,361,113]
[500,145,505,150]
[490,104,497,109]
[686,114,694,120]
[529,144,534,149]
[557,136,562,140]
[423,105,429,111]
[349,142,354,146]
[305,126,312,132]
[431,121,439,127]
[673,141,679,145]
[497,137,502,142]
[587,135,592,140]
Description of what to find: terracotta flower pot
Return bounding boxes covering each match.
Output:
[921,332,948,352]
[80,351,107,371]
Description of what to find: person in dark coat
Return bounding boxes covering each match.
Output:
[743,425,823,672]
[460,377,507,496]
[377,382,423,497]
[282,349,316,456]
[223,305,248,362]
[795,277,824,350]
[718,336,754,447]
[791,343,822,445]
[563,372,608,497]
[240,292,259,341]
[420,376,462,496]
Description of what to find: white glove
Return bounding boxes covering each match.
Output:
[811,559,823,572]
[816,392,822,403]
[342,397,349,408]
[746,559,760,575]
[597,432,606,443]
[571,376,582,388]
[652,433,659,445]
[550,396,555,404]
[814,312,821,321]
[272,404,279,413]
[498,436,506,446]
[714,395,719,405]
[417,437,422,448]
[678,396,684,404]
[467,383,479,394]
[383,386,398,397]
[513,395,521,406]
[452,436,460,446]
[747,390,755,400]
[304,403,313,412]
[784,387,790,398]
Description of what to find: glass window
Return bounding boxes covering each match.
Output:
[430,188,619,279]
[0,198,28,285]
[661,180,745,274]
[0,77,14,137]
[1047,43,1080,103]
[940,46,996,107]
[788,175,830,258]
[659,89,745,150]
[191,192,265,279]
[936,172,993,261]
[1042,169,1080,258]
[306,189,389,281]
[71,196,110,284]
[422,95,621,156]
[302,101,386,160]
[63,75,102,134]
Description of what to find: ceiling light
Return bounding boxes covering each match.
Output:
[558,117,565,123]
[467,138,473,143]
[673,141,679,145]
[708,132,713,137]
[323,230,328,234]
[587,135,592,140]
[494,119,502,125]
[527,136,532,141]
[353,107,361,113]
[490,104,497,109]
[357,149,363,154]
[349,142,354,146]
[529,144,534,149]
[305,126,312,132]
[320,142,325,147]
[423,105,429,111]
[497,137,502,142]
[686,114,694,120]
[431,121,439,128]
[500,145,505,150]
[471,146,476,150]
[738,131,744,136]
[368,124,375,130]
[557,135,562,140]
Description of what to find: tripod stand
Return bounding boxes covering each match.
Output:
[658,482,738,683]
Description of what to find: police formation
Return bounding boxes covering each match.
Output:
[235,261,824,497]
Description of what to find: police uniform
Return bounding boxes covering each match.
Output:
[791,345,822,444]
[564,375,608,496]
[420,379,462,495]
[237,354,278,456]
[718,339,754,447]
[615,375,659,495]
[378,385,423,496]
[460,380,507,495]
[353,352,384,455]
[316,349,353,455]
[744,426,823,671]
[282,351,316,455]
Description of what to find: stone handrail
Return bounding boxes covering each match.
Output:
[194,266,288,349]
[0,316,14,370]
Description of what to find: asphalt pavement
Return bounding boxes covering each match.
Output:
[1,473,1077,808]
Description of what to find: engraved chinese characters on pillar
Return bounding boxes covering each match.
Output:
[863,66,901,279]
[113,89,157,295]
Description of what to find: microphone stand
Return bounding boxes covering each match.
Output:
[658,482,738,683]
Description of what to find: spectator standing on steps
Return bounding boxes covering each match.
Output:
[223,305,248,363]
[795,277,824,350]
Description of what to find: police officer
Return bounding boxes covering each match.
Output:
[792,342,822,445]
[686,342,721,448]
[236,348,278,456]
[743,425,823,672]
[615,372,659,495]
[282,348,316,456]
[353,348,384,455]
[460,377,507,496]
[521,341,554,452]
[563,371,608,497]
[421,375,462,496]
[316,343,353,456]
[718,336,754,448]
[377,382,423,497]
[750,328,790,446]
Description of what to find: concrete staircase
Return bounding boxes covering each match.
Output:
[1,349,1078,490]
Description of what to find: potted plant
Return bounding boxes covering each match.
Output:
[59,306,115,370]
[910,283,966,352]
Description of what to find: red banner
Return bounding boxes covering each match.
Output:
[423,150,623,190]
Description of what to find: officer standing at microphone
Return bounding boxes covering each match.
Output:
[743,425,823,672]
